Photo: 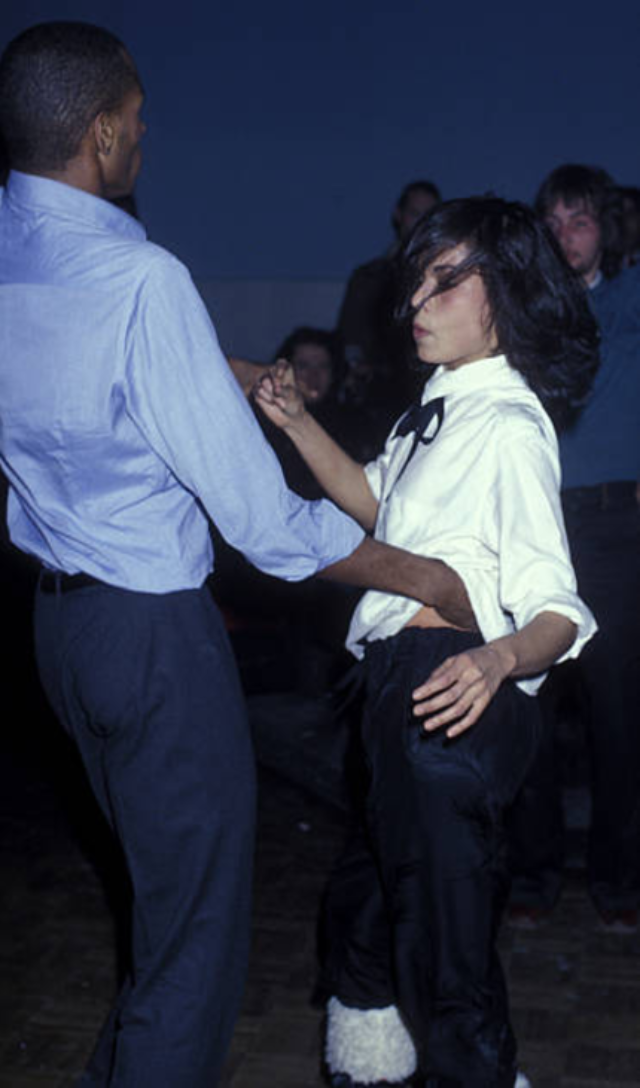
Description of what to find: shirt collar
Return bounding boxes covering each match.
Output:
[5,170,147,242]
[423,353,526,399]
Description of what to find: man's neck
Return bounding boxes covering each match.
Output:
[36,162,103,198]
[26,133,105,198]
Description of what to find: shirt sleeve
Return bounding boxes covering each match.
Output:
[493,423,597,660]
[124,251,364,581]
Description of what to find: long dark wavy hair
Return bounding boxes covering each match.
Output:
[397,196,600,428]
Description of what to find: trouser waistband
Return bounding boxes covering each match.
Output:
[38,569,104,594]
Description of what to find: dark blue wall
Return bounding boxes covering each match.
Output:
[4,1,640,279]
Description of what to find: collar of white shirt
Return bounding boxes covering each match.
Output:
[423,353,523,401]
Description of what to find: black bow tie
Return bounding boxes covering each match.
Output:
[391,396,445,485]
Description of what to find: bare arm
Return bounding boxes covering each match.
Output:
[319,535,477,630]
[254,362,476,629]
[254,361,378,530]
[412,611,577,737]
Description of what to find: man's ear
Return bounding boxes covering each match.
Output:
[93,111,115,158]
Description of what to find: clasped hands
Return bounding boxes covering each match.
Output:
[253,359,304,429]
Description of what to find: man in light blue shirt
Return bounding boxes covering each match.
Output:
[0,23,472,1087]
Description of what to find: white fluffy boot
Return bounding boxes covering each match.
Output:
[325,996,417,1084]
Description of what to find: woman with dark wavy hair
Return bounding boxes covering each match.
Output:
[256,197,598,1088]
[399,195,600,427]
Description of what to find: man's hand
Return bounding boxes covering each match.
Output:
[432,583,478,632]
[411,643,515,738]
[321,539,477,625]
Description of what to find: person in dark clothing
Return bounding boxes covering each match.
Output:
[508,164,640,934]
[336,180,442,455]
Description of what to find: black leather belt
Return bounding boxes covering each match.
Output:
[562,480,637,513]
[38,569,103,594]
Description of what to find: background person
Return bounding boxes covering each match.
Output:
[336,179,442,454]
[619,184,640,267]
[508,164,640,933]
[215,328,363,696]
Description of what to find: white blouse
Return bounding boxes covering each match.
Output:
[346,354,596,694]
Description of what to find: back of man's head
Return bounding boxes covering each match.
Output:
[534,163,623,278]
[0,21,139,175]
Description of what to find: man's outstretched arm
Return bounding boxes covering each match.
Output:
[319,536,477,632]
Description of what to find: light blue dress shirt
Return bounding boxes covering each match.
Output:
[0,172,364,592]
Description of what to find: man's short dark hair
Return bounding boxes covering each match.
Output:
[534,163,624,278]
[398,195,600,428]
[0,21,140,173]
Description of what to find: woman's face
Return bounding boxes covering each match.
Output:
[410,244,498,369]
[291,343,334,405]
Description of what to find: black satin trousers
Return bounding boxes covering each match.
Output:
[320,627,542,1087]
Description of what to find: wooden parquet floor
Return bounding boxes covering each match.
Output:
[2,715,640,1088]
[4,535,639,1086]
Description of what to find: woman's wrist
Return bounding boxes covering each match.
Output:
[283,406,312,441]
[486,639,518,682]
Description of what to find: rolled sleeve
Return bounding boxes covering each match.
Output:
[494,430,597,659]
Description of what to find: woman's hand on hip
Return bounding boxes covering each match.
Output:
[411,643,514,738]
